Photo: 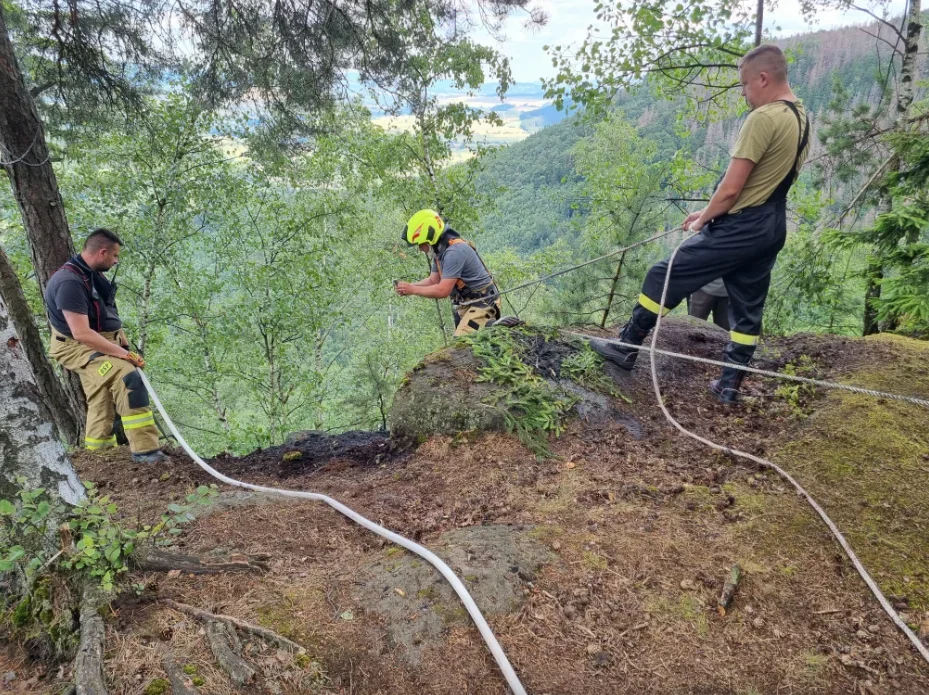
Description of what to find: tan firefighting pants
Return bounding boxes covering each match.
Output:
[49,329,160,454]
[453,300,502,337]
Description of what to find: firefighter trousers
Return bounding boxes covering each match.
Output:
[452,300,502,337]
[636,199,787,364]
[49,329,160,454]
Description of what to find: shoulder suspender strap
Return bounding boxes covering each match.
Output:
[781,100,810,176]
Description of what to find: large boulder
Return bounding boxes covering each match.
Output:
[388,345,508,447]
[388,327,642,450]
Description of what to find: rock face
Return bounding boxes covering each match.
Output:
[388,345,509,447]
[357,525,553,664]
[388,327,645,448]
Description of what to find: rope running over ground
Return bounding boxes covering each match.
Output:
[570,235,929,665]
[559,332,929,409]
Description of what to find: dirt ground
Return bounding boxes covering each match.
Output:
[3,320,929,695]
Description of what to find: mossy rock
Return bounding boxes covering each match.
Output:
[389,344,508,447]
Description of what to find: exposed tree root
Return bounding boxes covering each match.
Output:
[74,587,107,695]
[134,547,270,574]
[160,648,199,695]
[161,599,306,653]
[205,620,255,685]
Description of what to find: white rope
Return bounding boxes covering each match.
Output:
[137,370,528,695]
[587,236,929,664]
[454,227,683,308]
[560,333,929,409]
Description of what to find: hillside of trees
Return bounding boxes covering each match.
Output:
[2,1,929,692]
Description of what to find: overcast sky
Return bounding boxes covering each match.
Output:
[471,0,910,83]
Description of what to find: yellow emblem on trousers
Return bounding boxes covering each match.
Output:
[97,361,113,377]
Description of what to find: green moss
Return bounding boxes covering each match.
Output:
[144,678,170,695]
[582,551,607,570]
[12,597,31,626]
[774,334,929,610]
[294,653,312,668]
[192,676,205,687]
[182,664,197,675]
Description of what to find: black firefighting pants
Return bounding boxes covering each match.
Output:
[632,199,787,365]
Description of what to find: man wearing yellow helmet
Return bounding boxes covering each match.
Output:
[396,209,501,336]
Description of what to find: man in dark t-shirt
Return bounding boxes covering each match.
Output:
[45,228,165,463]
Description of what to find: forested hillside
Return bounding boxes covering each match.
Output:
[2,1,929,692]
[474,17,925,254]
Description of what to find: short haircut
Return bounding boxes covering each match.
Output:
[83,228,123,252]
[740,44,788,83]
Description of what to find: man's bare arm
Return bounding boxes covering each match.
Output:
[63,311,131,358]
[684,158,756,231]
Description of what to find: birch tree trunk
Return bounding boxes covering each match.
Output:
[0,245,82,445]
[0,292,83,508]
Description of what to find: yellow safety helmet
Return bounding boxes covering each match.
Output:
[403,209,444,246]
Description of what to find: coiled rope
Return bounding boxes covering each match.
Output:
[137,370,529,695]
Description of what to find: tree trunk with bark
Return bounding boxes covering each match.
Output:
[0,245,82,445]
[0,5,86,422]
[0,291,83,508]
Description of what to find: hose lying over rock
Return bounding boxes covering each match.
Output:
[138,370,529,695]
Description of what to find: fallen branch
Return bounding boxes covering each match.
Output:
[161,599,305,653]
[205,621,255,685]
[75,586,108,695]
[134,548,269,574]
[160,648,199,695]
[717,564,742,616]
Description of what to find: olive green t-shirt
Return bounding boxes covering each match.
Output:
[730,100,809,212]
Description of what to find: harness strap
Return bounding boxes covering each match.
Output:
[769,100,810,202]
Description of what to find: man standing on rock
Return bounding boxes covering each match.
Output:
[395,209,502,336]
[593,44,809,404]
[45,228,167,463]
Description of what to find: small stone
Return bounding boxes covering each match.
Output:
[2,673,15,684]
[867,624,880,634]
[918,614,929,640]
[586,643,602,656]
[131,478,139,485]
[744,605,754,615]
[551,541,562,551]
[679,579,695,591]
[856,629,869,639]
[710,486,721,494]
[751,617,764,629]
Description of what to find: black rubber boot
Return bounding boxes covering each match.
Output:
[709,342,755,405]
[708,364,747,405]
[590,305,657,371]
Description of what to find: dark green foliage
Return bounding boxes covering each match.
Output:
[462,328,578,457]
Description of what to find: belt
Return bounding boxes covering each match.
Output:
[54,330,120,343]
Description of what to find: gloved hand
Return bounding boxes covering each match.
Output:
[123,351,145,369]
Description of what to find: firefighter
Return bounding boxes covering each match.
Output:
[44,228,166,463]
[395,209,502,336]
[592,44,810,404]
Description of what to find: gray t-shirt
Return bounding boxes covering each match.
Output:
[700,278,728,298]
[431,242,493,297]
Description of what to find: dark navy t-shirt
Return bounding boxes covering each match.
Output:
[45,258,122,336]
